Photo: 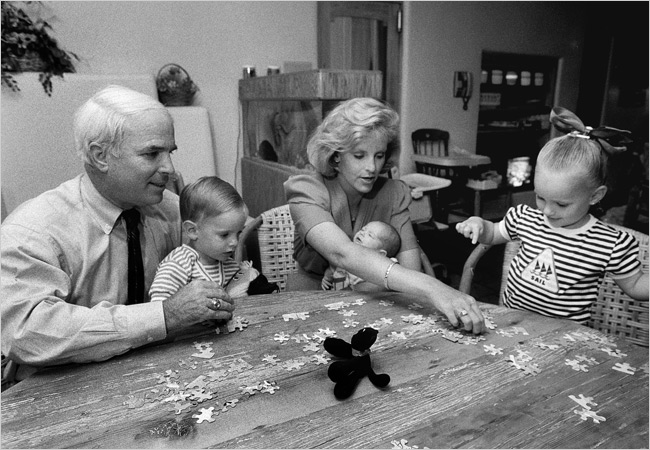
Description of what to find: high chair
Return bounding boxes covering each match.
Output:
[411,128,492,221]
[459,224,649,347]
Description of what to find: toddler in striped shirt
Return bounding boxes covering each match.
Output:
[149,176,259,303]
[455,107,648,322]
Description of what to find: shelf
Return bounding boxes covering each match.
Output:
[238,69,382,101]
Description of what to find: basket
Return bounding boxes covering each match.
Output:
[156,63,198,107]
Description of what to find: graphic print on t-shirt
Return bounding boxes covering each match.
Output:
[521,247,559,293]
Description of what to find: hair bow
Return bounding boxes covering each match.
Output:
[550,107,633,154]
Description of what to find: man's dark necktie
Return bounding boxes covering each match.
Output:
[122,209,144,304]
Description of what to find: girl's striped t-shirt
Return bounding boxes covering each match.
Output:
[498,204,641,323]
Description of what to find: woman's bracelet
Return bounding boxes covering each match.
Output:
[383,261,396,290]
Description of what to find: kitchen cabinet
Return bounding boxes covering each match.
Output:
[477,51,558,188]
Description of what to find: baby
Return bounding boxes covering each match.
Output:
[149,176,259,303]
[322,221,401,291]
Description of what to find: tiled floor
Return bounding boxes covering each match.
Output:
[416,224,502,305]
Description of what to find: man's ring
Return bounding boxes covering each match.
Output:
[458,309,468,317]
[212,299,221,310]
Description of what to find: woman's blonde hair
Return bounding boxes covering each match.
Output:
[306,97,400,177]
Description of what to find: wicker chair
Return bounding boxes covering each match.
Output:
[235,204,436,292]
[458,224,649,346]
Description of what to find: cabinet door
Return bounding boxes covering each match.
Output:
[317,1,402,110]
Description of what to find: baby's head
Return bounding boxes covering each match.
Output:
[180,176,248,263]
[534,134,607,228]
[353,221,401,258]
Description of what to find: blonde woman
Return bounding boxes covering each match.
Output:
[284,97,484,333]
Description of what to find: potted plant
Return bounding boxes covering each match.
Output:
[1,1,79,96]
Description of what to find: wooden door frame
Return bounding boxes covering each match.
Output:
[317,1,402,111]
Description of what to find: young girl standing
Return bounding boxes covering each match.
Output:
[456,107,648,322]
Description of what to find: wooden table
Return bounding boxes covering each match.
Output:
[2,291,648,449]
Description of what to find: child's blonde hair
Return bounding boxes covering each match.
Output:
[537,135,608,188]
[180,176,246,222]
[538,106,634,189]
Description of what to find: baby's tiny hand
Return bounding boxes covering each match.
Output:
[321,278,333,290]
[455,217,484,245]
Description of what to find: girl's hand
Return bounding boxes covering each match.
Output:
[455,217,485,245]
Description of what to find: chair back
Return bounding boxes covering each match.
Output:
[459,224,649,346]
[587,225,649,346]
[238,205,298,292]
[412,128,450,160]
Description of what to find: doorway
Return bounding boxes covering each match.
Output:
[317,1,402,111]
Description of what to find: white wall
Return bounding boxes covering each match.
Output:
[4,1,318,194]
[2,1,588,212]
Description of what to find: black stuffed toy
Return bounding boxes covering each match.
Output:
[323,327,390,400]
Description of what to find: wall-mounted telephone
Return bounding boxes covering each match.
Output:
[454,71,473,110]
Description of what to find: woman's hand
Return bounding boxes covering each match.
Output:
[427,282,485,334]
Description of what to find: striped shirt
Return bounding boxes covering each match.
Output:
[498,204,641,323]
[149,244,241,302]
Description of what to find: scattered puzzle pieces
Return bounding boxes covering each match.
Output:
[402,314,425,324]
[191,391,213,403]
[325,301,351,311]
[343,318,360,328]
[565,359,589,372]
[262,354,280,365]
[612,362,636,375]
[574,407,606,424]
[284,359,306,371]
[228,359,253,373]
[601,347,627,358]
[311,354,330,365]
[221,399,239,412]
[483,344,503,356]
[191,347,215,359]
[507,355,540,375]
[575,355,598,366]
[484,318,497,330]
[391,438,428,449]
[569,394,597,410]
[535,342,560,350]
[302,342,321,352]
[282,312,310,321]
[390,331,407,340]
[193,407,216,423]
[172,401,192,415]
[259,380,280,394]
[291,334,312,343]
[273,332,290,343]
